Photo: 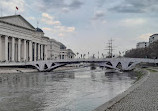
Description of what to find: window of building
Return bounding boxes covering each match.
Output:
[50,45,52,49]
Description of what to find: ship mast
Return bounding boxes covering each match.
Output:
[105,39,114,58]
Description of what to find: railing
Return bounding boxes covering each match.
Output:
[0,57,158,65]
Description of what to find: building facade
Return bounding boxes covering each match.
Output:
[0,15,48,62]
[59,42,75,59]
[149,34,158,44]
[47,38,60,60]
[0,15,75,62]
[67,49,75,59]
[59,42,67,59]
[136,42,149,48]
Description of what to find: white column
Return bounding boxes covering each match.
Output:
[5,36,8,62]
[12,37,15,62]
[0,35,1,61]
[44,45,47,60]
[41,44,43,60]
[18,38,21,62]
[38,43,40,60]
[34,43,36,61]
[29,41,32,61]
[23,40,26,61]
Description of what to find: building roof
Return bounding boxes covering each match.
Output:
[67,49,75,55]
[0,15,35,30]
[36,28,44,32]
[137,42,148,44]
[150,34,158,37]
[58,42,67,49]
[42,36,50,40]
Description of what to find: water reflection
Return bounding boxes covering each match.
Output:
[0,67,137,111]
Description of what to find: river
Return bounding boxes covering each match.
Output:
[0,67,137,111]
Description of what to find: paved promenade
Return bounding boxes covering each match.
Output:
[93,68,158,111]
[104,69,158,111]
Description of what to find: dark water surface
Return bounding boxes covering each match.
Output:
[0,67,137,111]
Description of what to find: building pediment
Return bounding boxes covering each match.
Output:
[0,15,35,30]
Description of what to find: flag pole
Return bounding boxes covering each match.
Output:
[15,6,18,15]
[15,8,16,15]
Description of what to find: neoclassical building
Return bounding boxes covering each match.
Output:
[47,38,60,60]
[59,42,75,59]
[0,15,48,62]
[67,49,75,59]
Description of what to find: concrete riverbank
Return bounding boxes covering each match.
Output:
[94,68,158,111]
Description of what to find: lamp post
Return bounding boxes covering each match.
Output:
[88,52,89,58]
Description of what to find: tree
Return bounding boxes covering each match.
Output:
[124,40,158,58]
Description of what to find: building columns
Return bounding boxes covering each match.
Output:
[34,43,36,61]
[12,37,15,62]
[0,35,1,61]
[38,44,40,60]
[23,40,26,61]
[18,38,21,62]
[44,45,47,60]
[5,36,8,62]
[41,44,43,60]
[29,41,32,61]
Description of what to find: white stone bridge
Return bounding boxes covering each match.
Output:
[0,58,157,72]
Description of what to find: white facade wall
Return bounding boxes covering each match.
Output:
[149,34,158,44]
[59,49,75,59]
[60,49,68,59]
[136,42,149,48]
[47,39,60,60]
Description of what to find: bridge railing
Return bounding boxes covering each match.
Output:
[1,57,158,65]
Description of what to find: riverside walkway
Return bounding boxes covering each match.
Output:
[94,68,158,111]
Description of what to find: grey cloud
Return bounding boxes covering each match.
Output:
[36,0,83,12]
[109,0,158,13]
[97,0,116,7]
[110,4,145,13]
[69,0,83,9]
[93,11,105,20]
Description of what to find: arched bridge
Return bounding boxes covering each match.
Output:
[0,58,156,72]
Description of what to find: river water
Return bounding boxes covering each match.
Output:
[0,67,137,111]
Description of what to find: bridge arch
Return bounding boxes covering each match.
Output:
[116,62,122,69]
[25,58,158,72]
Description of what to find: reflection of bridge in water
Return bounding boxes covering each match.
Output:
[0,58,157,71]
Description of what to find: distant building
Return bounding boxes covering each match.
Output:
[149,34,158,44]
[59,42,67,59]
[47,38,60,60]
[67,49,75,59]
[136,42,149,48]
[59,43,75,59]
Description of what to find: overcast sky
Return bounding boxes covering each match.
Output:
[0,0,158,57]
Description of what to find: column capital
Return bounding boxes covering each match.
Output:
[5,35,9,37]
[29,40,32,43]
